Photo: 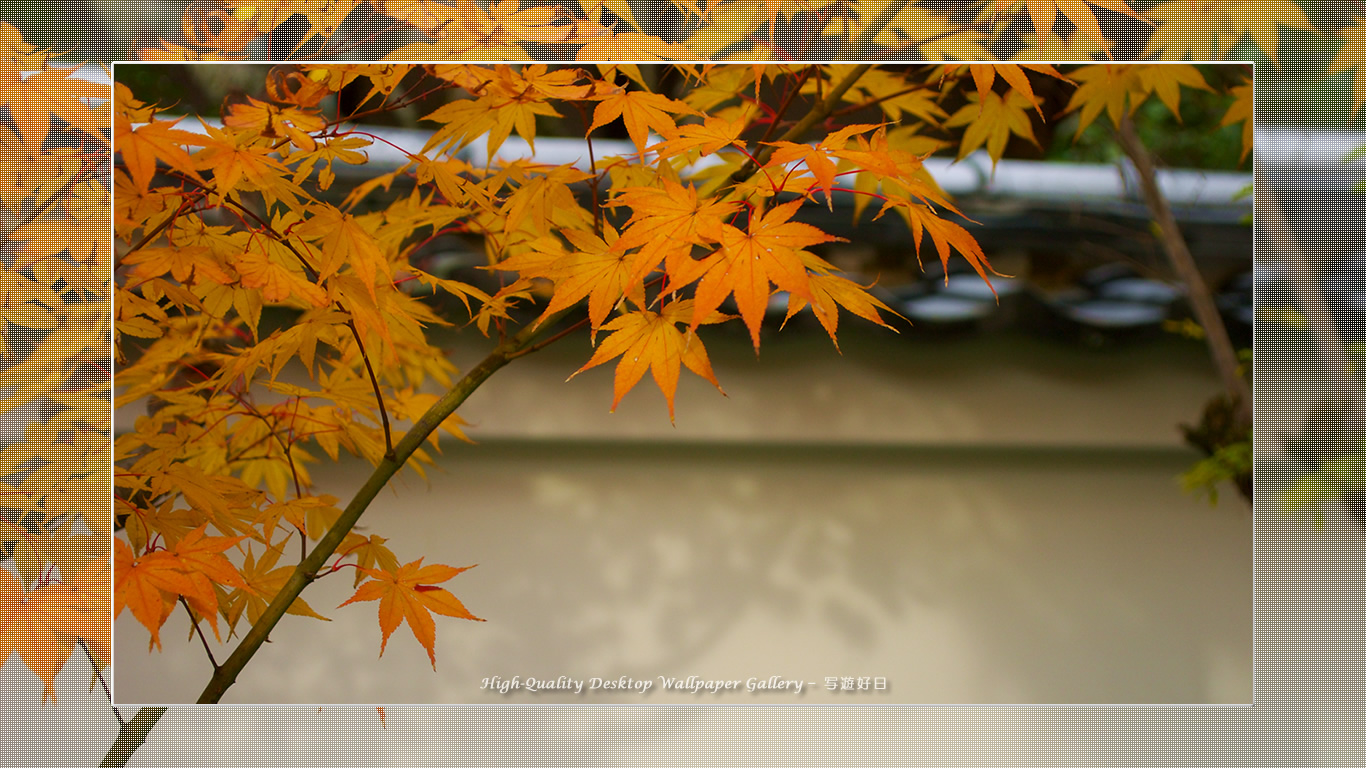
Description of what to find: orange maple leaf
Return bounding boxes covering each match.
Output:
[589,88,697,157]
[222,95,326,152]
[194,122,306,207]
[1219,81,1253,163]
[114,539,181,651]
[986,0,1148,49]
[339,558,484,669]
[120,244,234,286]
[0,66,108,153]
[682,200,839,349]
[114,525,248,649]
[527,226,636,333]
[609,180,735,283]
[235,244,331,308]
[421,81,562,157]
[0,20,51,69]
[959,63,1069,119]
[266,66,333,109]
[651,114,747,159]
[765,123,882,210]
[569,299,726,422]
[783,272,901,351]
[236,0,362,47]
[877,198,1000,294]
[293,204,391,302]
[574,33,696,62]
[113,114,208,193]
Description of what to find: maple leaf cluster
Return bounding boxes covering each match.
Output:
[128,0,1312,76]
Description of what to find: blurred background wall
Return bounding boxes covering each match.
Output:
[114,318,1253,704]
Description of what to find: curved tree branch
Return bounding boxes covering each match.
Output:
[193,310,564,705]
[99,707,167,768]
[1114,115,1252,427]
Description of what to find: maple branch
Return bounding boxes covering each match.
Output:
[78,639,118,723]
[1,158,103,241]
[116,191,203,261]
[1254,162,1363,433]
[185,361,306,499]
[753,65,815,148]
[180,596,221,670]
[506,314,590,360]
[192,314,561,704]
[1113,115,1251,426]
[1254,163,1354,396]
[718,64,872,196]
[875,22,991,59]
[348,317,396,460]
[338,79,447,124]
[574,102,604,239]
[99,707,167,768]
[836,0,913,59]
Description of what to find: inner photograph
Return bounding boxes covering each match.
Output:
[111,62,1254,704]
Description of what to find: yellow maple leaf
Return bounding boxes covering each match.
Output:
[226,543,330,633]
[945,89,1039,171]
[0,571,93,703]
[1220,80,1254,164]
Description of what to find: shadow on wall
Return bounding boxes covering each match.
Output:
[115,442,1252,705]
